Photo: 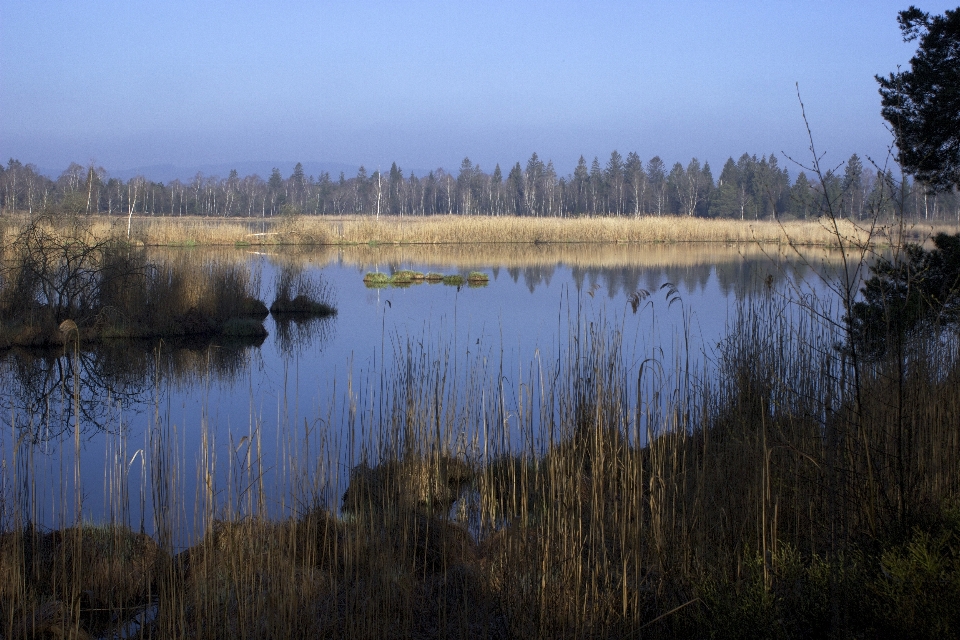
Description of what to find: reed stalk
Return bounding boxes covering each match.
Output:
[6,212,956,249]
[2,279,960,638]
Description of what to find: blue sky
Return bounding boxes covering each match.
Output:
[1,1,953,178]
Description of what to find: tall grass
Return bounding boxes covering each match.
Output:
[2,282,960,637]
[7,213,956,248]
[0,216,270,346]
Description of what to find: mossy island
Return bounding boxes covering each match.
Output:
[363,270,488,289]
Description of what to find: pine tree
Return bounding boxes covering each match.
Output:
[877,7,960,191]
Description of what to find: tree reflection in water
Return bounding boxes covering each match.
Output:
[0,333,266,441]
[272,314,336,356]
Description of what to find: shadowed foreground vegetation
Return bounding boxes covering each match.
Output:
[2,275,960,638]
[0,217,335,349]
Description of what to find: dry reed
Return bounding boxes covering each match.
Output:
[2,267,960,638]
[6,212,956,249]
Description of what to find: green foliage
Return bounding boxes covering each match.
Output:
[362,271,390,285]
[869,514,960,639]
[849,232,960,356]
[877,7,960,192]
[389,270,413,284]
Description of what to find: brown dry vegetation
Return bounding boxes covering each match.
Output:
[329,241,837,272]
[5,212,957,248]
[2,292,960,638]
[0,217,334,349]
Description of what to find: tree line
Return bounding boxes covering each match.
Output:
[2,151,958,221]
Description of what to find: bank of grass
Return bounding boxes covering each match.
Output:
[8,212,957,248]
[3,287,960,638]
[0,217,335,348]
[269,265,337,317]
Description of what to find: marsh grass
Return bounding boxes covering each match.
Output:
[8,213,956,248]
[269,265,336,317]
[0,217,271,347]
[2,280,960,637]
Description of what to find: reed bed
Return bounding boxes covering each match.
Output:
[0,218,339,349]
[132,214,960,247]
[0,218,269,347]
[2,281,960,637]
[328,214,876,246]
[7,212,956,248]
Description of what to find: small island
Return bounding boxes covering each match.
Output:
[0,217,335,349]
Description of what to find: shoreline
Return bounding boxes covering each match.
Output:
[3,212,956,248]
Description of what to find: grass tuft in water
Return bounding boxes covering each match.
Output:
[269,265,337,317]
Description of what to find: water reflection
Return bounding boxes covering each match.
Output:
[1,242,844,441]
[0,334,265,440]
[312,243,843,301]
[0,241,848,534]
[508,259,810,300]
[273,315,336,356]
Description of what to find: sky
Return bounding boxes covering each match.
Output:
[1,1,955,180]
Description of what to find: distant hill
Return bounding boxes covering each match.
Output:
[106,161,362,183]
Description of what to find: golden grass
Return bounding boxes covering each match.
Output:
[7,212,956,248]
[327,214,865,246]
[4,216,960,637]
[4,296,960,637]
[0,303,960,639]
[140,242,835,275]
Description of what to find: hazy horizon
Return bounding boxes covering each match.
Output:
[4,1,956,179]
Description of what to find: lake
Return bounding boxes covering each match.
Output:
[0,242,842,545]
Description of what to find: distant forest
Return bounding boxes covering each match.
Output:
[2,151,958,221]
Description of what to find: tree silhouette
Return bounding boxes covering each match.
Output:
[877,6,960,192]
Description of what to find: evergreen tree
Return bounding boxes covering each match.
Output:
[590,157,603,214]
[790,172,815,219]
[458,157,474,214]
[821,169,844,217]
[290,162,306,211]
[624,152,646,216]
[713,157,741,218]
[354,166,368,213]
[507,162,524,215]
[491,164,503,216]
[268,167,285,215]
[605,150,624,215]
[573,156,589,214]
[699,161,714,216]
[735,153,757,220]
[667,162,685,215]
[877,7,960,191]
[389,162,404,215]
[842,153,865,219]
[646,156,667,216]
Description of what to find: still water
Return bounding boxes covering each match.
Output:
[0,243,839,544]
